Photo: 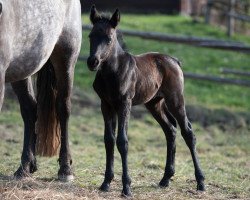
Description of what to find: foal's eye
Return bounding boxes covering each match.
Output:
[107,38,112,45]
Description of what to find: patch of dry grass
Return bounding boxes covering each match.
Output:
[0,92,250,200]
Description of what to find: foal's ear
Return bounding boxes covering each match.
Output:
[90,5,101,24]
[110,9,120,28]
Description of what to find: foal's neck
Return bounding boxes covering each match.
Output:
[102,32,127,73]
[111,38,125,59]
[105,35,126,68]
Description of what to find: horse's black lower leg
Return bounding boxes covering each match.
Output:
[56,96,73,181]
[51,55,76,182]
[116,101,132,197]
[55,76,74,181]
[11,78,37,179]
[181,120,205,191]
[166,95,205,191]
[100,101,116,192]
[145,98,177,187]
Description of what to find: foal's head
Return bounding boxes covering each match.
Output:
[87,5,120,71]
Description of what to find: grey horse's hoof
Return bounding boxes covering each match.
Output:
[58,174,74,182]
[14,166,30,180]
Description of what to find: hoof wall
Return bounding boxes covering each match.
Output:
[58,174,74,182]
[159,179,170,188]
[99,183,110,192]
[197,182,205,191]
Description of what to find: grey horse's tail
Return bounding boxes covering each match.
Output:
[35,60,61,157]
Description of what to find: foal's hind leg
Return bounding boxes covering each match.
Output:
[165,91,205,191]
[145,97,177,187]
[12,78,37,178]
[100,100,116,192]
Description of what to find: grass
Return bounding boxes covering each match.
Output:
[0,99,250,199]
[1,14,250,199]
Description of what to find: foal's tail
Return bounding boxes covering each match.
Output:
[35,60,61,157]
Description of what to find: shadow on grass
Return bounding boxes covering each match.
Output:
[0,173,12,181]
[127,104,250,131]
[69,88,250,132]
[185,105,250,130]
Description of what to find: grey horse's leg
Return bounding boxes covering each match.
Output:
[145,97,177,187]
[12,78,37,178]
[50,39,81,181]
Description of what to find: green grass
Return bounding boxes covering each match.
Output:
[0,101,250,199]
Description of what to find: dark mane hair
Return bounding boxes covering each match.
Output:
[97,13,128,51]
[116,30,127,51]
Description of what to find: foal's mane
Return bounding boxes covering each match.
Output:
[97,13,128,51]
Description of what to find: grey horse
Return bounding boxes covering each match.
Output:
[0,0,82,181]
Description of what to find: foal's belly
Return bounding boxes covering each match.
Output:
[132,84,161,106]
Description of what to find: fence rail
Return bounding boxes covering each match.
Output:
[220,68,250,77]
[184,72,250,87]
[82,25,250,53]
[229,12,250,22]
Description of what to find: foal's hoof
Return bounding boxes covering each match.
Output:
[159,178,170,188]
[197,182,205,191]
[58,165,74,182]
[99,182,110,192]
[121,186,132,198]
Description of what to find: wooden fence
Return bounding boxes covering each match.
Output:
[82,25,250,53]
[205,0,250,36]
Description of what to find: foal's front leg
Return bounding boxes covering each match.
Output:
[100,101,116,192]
[116,100,132,197]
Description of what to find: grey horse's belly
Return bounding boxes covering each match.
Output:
[5,44,53,82]
[5,0,65,83]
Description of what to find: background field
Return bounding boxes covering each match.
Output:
[1,14,250,199]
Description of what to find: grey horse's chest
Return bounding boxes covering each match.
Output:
[5,0,65,82]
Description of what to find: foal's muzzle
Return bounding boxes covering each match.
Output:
[87,56,100,71]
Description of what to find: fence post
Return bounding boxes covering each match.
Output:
[205,0,213,24]
[227,0,236,37]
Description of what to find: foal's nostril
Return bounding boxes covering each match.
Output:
[93,58,99,66]
[87,57,100,71]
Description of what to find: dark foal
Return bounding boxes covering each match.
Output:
[87,6,205,196]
